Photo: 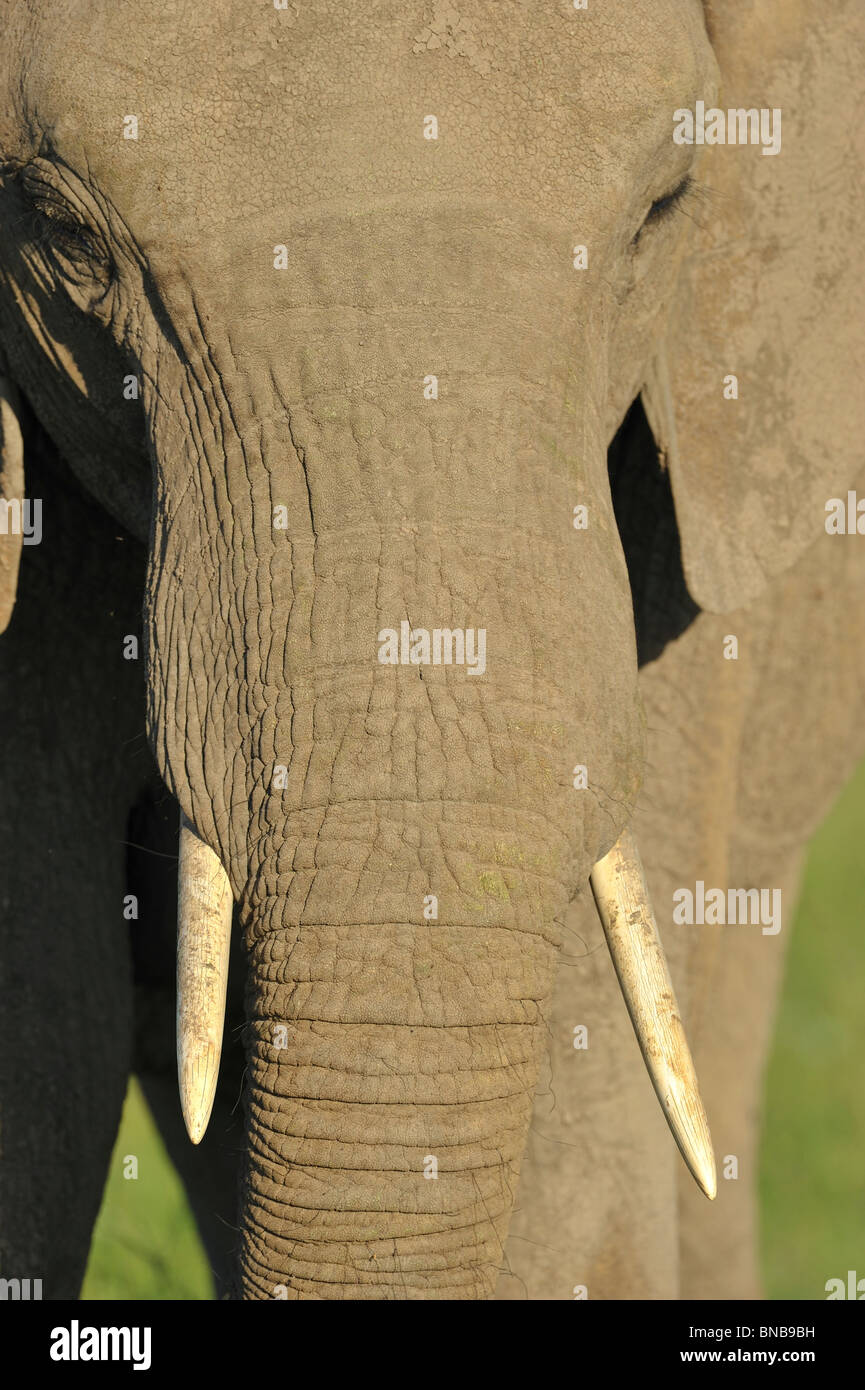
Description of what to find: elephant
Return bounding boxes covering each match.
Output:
[1,0,863,1301]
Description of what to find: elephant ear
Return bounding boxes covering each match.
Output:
[643,0,865,615]
[0,368,25,633]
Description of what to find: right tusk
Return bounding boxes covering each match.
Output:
[590,827,717,1200]
[177,813,233,1145]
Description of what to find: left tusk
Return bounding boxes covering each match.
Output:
[590,827,717,1200]
[177,813,232,1144]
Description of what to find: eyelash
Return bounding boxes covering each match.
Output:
[647,174,694,222]
[30,193,109,266]
[633,174,696,246]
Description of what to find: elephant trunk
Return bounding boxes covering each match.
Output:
[238,798,571,1299]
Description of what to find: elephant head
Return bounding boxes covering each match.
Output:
[1,0,862,1298]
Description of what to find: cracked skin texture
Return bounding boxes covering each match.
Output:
[0,0,862,1298]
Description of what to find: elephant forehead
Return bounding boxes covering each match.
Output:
[12,0,712,242]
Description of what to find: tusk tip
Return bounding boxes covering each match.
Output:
[664,1081,717,1201]
[185,1120,207,1147]
[693,1155,717,1202]
[179,1047,218,1145]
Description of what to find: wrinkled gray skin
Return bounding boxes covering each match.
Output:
[0,1,863,1298]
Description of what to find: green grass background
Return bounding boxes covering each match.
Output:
[81,761,865,1300]
[760,759,865,1299]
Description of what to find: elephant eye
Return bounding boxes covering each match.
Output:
[634,174,695,245]
[6,160,115,292]
[28,198,111,279]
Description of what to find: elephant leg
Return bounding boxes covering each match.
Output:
[675,850,801,1299]
[128,779,246,1299]
[0,410,147,1297]
[675,516,865,1299]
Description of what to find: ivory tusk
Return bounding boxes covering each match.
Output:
[177,812,232,1144]
[590,828,717,1200]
